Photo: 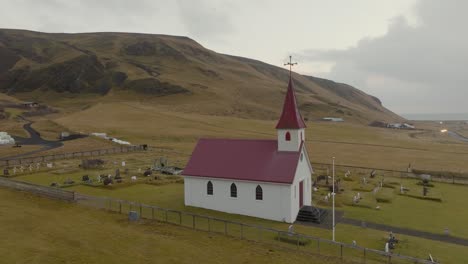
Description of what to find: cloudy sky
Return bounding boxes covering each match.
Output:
[0,0,465,115]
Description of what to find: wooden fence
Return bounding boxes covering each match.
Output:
[0,145,147,167]
[75,193,437,264]
[0,177,75,201]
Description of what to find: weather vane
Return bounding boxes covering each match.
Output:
[284,55,297,77]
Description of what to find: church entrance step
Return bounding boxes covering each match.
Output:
[295,205,328,224]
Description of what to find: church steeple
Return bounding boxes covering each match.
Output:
[276,56,306,152]
[275,77,306,129]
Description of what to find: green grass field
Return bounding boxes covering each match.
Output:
[12,162,468,263]
[3,95,468,263]
[0,187,346,264]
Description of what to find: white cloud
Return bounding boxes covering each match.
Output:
[299,0,468,114]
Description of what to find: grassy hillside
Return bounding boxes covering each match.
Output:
[0,28,400,123]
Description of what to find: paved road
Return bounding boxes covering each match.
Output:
[1,120,63,160]
[340,217,468,246]
[298,209,468,246]
[447,131,468,143]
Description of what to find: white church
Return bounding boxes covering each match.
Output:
[183,77,313,223]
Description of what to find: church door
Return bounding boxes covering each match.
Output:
[299,180,304,208]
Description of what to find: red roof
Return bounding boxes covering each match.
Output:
[183,138,302,184]
[275,77,306,129]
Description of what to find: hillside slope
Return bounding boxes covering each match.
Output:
[0,29,401,123]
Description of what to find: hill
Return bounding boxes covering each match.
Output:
[0,28,401,123]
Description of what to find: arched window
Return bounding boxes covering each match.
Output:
[256,185,263,200]
[285,131,291,141]
[230,183,237,198]
[300,153,303,162]
[207,181,213,195]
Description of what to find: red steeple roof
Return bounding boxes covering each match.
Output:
[275,77,306,129]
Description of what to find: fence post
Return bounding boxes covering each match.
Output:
[119,201,122,214]
[179,212,182,225]
[193,215,196,229]
[139,204,142,217]
[165,209,168,222]
[317,239,320,254]
[340,244,343,261]
[224,221,227,235]
[296,234,300,249]
[208,218,211,232]
[363,248,366,263]
[152,207,155,219]
[240,224,243,240]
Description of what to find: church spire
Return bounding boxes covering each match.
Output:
[275,57,306,129]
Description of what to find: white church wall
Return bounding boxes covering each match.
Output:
[184,176,294,223]
[290,147,313,219]
[277,129,304,152]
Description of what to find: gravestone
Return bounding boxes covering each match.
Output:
[143,169,152,177]
[423,186,429,196]
[115,169,120,178]
[103,177,113,186]
[3,168,9,176]
[128,211,139,222]
[82,175,90,182]
[288,225,294,236]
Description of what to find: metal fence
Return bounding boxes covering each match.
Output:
[0,177,75,201]
[311,162,468,185]
[0,145,147,167]
[75,193,437,264]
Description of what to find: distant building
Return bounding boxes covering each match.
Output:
[59,132,70,140]
[183,78,313,223]
[22,102,39,108]
[387,123,415,129]
[322,117,344,122]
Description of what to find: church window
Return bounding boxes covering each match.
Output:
[230,183,237,198]
[207,181,213,195]
[300,153,303,161]
[256,185,263,200]
[285,131,291,141]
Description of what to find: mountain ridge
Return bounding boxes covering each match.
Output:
[0,28,402,123]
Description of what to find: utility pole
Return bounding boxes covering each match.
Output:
[332,156,336,242]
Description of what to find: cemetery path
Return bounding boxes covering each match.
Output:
[340,217,468,246]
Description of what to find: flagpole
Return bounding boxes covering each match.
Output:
[332,156,336,242]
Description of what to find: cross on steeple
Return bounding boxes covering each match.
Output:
[284,55,297,77]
